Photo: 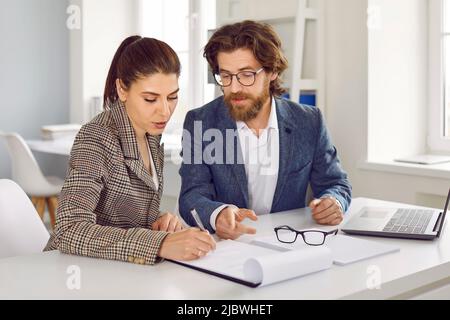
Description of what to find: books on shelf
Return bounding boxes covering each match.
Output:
[41,124,81,140]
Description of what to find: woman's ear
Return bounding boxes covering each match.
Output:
[115,79,128,102]
[270,72,279,82]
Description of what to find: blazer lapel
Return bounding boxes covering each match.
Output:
[147,134,164,194]
[123,158,158,191]
[230,152,249,208]
[111,104,160,191]
[271,98,295,212]
[216,99,249,207]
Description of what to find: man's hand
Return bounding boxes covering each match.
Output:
[216,206,258,240]
[152,212,184,233]
[309,197,343,226]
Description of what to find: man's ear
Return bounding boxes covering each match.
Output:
[116,79,128,102]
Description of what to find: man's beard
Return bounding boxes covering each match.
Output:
[224,89,270,122]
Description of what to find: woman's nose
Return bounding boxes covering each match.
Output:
[158,99,171,117]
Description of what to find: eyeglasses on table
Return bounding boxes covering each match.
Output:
[274,225,338,246]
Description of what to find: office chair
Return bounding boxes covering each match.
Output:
[0,132,63,229]
[0,179,50,259]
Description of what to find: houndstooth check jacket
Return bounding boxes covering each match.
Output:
[44,103,168,265]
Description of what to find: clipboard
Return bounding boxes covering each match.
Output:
[169,260,261,288]
[168,240,333,287]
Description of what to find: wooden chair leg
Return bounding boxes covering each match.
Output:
[46,196,58,229]
[34,197,46,220]
[31,196,39,207]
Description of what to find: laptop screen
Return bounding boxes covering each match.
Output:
[437,188,450,237]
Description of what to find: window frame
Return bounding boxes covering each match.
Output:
[138,0,216,132]
[429,0,450,151]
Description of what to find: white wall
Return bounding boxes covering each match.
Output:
[70,0,140,124]
[367,0,427,161]
[325,0,449,208]
[0,0,70,179]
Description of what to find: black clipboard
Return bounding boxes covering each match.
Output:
[168,260,261,288]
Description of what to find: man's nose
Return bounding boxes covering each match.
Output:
[229,75,243,93]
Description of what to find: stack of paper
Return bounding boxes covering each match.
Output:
[41,124,81,140]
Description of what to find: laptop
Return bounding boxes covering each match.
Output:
[341,189,449,240]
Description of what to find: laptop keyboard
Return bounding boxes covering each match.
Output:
[382,208,434,234]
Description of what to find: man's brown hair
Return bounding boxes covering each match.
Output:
[204,20,288,97]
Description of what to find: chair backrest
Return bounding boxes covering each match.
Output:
[0,179,50,259]
[0,132,50,195]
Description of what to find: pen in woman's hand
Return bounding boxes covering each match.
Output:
[190,208,208,232]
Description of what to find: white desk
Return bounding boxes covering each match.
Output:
[27,138,75,156]
[1,198,450,300]
[27,134,182,162]
[27,135,184,199]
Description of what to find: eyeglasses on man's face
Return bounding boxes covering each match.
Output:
[274,225,338,246]
[214,67,265,87]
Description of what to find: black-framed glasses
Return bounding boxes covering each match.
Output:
[214,67,264,87]
[274,225,338,246]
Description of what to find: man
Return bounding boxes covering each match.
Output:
[179,20,351,240]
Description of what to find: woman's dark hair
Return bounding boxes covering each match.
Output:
[204,20,288,97]
[103,36,181,109]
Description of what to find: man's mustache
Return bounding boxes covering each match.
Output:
[227,93,251,100]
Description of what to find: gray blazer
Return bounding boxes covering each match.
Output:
[179,96,352,232]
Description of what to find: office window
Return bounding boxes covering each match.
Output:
[429,0,450,150]
[139,0,216,132]
[444,0,450,137]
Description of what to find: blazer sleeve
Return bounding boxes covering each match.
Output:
[178,111,226,233]
[54,124,168,265]
[309,109,352,212]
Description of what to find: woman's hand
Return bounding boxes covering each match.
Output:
[152,213,184,233]
[158,228,217,261]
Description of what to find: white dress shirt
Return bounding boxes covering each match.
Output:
[146,139,159,191]
[210,99,279,230]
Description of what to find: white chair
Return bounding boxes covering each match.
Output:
[0,132,64,229]
[0,179,50,259]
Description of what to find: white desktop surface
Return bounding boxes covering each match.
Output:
[27,138,74,156]
[1,198,449,300]
[26,134,182,160]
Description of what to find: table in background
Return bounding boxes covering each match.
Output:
[26,134,182,161]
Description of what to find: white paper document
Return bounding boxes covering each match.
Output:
[171,240,332,287]
[251,234,400,266]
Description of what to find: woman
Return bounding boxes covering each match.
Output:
[45,36,216,265]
